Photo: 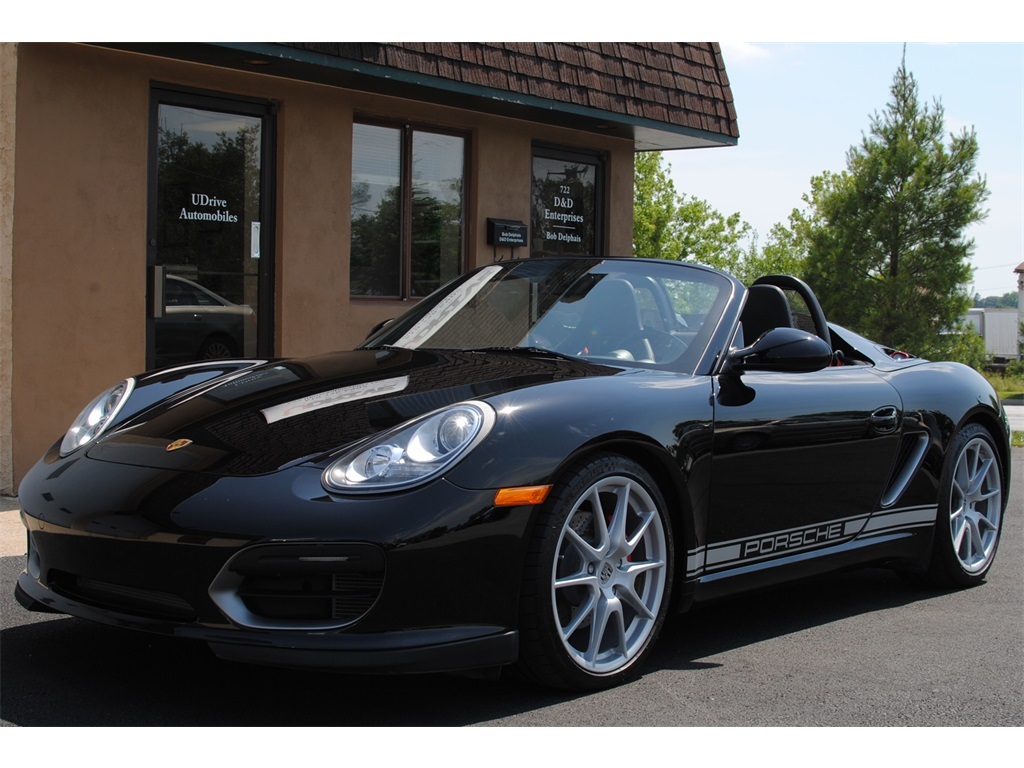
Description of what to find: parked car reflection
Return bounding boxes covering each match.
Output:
[155,275,256,368]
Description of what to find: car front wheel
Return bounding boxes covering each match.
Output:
[517,454,673,690]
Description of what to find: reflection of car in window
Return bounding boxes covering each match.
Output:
[155,275,256,367]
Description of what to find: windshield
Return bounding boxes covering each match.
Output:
[362,258,733,373]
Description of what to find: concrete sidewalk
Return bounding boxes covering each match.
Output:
[1005,403,1023,433]
[2,494,23,557]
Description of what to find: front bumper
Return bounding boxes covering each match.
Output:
[15,453,531,674]
[15,573,517,672]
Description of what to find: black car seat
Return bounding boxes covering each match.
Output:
[739,284,793,345]
[570,277,653,361]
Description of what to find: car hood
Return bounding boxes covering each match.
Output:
[86,348,617,475]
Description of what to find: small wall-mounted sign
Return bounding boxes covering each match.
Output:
[486,218,528,247]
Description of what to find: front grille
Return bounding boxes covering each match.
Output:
[210,543,386,630]
[332,573,381,616]
[50,571,197,621]
[234,570,383,622]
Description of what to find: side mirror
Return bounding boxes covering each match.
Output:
[725,327,832,374]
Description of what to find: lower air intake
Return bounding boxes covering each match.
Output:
[52,571,197,621]
[210,543,385,630]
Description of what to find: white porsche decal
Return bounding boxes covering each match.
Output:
[687,504,939,576]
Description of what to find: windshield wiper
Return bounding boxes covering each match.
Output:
[470,346,578,362]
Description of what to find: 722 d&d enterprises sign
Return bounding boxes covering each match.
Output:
[531,154,598,257]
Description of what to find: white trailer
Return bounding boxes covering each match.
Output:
[968,308,1021,360]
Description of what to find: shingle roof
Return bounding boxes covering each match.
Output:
[279,42,738,149]
[97,42,738,150]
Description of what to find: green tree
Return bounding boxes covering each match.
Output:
[633,151,752,276]
[801,57,989,361]
[674,195,751,274]
[632,151,682,259]
[730,221,809,286]
[973,291,1019,309]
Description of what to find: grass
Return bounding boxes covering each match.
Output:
[982,369,1024,402]
[979,371,1024,447]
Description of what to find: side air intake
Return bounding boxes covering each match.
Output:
[879,432,930,508]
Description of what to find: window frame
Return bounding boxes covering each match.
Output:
[350,117,469,301]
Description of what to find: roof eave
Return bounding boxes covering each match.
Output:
[93,42,737,151]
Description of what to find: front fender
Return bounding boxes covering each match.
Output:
[446,372,712,491]
[444,372,715,596]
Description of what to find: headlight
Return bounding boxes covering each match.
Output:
[322,401,495,493]
[60,378,135,456]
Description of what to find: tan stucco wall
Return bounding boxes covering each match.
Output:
[12,44,150,483]
[1,44,15,494]
[9,43,636,486]
[273,85,352,359]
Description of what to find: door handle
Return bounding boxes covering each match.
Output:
[870,406,900,434]
[150,265,166,319]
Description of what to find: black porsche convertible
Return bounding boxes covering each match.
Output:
[15,257,1010,690]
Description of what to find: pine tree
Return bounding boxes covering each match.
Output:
[802,55,989,359]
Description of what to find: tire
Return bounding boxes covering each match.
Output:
[516,453,673,690]
[198,335,238,360]
[925,423,1005,588]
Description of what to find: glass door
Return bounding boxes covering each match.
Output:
[147,88,275,369]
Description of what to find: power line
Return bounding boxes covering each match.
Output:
[973,262,1021,270]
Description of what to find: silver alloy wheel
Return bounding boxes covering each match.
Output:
[949,435,1002,574]
[551,475,668,675]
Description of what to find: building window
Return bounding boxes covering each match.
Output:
[531,145,604,258]
[350,121,466,298]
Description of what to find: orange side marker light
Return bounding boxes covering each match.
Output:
[493,485,552,507]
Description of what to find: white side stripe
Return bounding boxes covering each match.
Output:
[683,504,938,576]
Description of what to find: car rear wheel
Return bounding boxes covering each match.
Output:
[516,454,673,690]
[926,423,1004,587]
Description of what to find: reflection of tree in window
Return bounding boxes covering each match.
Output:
[351,124,464,298]
[350,124,401,296]
[351,184,401,296]
[410,132,463,297]
[156,119,260,304]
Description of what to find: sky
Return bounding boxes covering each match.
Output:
[664,42,1024,299]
